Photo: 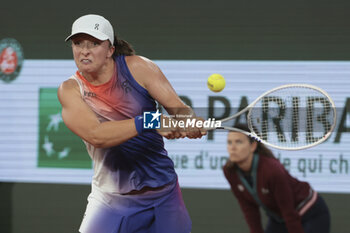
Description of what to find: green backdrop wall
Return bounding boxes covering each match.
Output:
[1,0,350,232]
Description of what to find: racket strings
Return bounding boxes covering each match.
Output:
[248,86,335,149]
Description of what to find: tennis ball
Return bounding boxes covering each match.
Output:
[207,73,226,92]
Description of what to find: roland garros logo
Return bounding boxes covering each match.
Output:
[0,38,24,83]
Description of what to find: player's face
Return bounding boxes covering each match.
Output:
[227,132,256,164]
[71,34,114,74]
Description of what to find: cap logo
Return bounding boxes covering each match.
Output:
[94,24,99,30]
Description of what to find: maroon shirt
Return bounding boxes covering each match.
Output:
[223,155,311,233]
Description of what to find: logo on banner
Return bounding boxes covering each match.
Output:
[37,88,91,168]
[143,110,162,129]
[143,109,222,130]
[0,38,24,83]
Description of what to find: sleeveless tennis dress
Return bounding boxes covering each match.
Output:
[70,55,191,233]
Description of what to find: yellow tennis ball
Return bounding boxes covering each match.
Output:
[207,74,226,92]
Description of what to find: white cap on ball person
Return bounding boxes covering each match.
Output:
[65,14,114,44]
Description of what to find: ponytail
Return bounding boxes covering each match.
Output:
[112,35,135,57]
[224,124,276,171]
[232,123,276,159]
[255,141,275,159]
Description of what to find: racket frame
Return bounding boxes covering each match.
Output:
[214,84,337,150]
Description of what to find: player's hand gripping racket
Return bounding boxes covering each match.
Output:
[210,84,336,150]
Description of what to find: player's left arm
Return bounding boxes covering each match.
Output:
[126,55,190,113]
[125,55,205,139]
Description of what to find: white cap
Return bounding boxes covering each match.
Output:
[65,14,114,44]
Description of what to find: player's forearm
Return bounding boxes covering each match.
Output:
[166,105,195,119]
[86,119,138,148]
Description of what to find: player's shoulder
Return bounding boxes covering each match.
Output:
[57,77,80,101]
[125,55,158,71]
[125,54,152,63]
[59,78,79,92]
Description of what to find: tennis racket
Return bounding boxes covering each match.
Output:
[211,84,336,150]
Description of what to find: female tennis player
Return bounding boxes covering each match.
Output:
[223,124,330,233]
[58,14,204,233]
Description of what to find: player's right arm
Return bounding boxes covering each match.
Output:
[57,79,138,148]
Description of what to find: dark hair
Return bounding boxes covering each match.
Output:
[229,123,276,159]
[112,35,135,57]
[225,123,276,169]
